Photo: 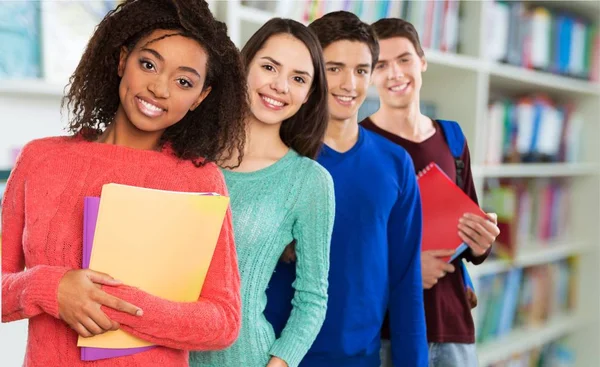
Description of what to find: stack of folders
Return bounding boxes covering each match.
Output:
[79,183,229,361]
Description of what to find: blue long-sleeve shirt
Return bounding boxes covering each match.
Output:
[265,126,427,367]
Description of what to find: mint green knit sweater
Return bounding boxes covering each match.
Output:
[189,149,335,367]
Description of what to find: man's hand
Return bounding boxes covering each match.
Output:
[458,213,500,257]
[421,250,456,289]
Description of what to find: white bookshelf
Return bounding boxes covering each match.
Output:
[477,313,585,367]
[214,1,600,366]
[0,80,65,98]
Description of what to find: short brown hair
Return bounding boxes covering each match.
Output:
[371,18,424,58]
[241,18,329,159]
[308,11,379,67]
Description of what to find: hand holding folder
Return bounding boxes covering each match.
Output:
[78,183,229,354]
[417,163,486,262]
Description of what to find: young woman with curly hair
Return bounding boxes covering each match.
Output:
[190,18,335,367]
[1,1,247,366]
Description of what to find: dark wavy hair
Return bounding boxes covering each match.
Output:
[309,11,379,67]
[372,18,425,58]
[241,18,328,159]
[63,0,248,166]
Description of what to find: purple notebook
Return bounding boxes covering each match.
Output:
[81,197,154,361]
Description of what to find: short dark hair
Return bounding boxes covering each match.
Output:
[371,18,425,58]
[308,11,379,67]
[64,0,248,167]
[241,18,329,159]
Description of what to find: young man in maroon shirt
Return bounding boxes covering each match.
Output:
[361,18,500,367]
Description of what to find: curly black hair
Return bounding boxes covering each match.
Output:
[63,0,248,166]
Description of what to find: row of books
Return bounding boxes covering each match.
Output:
[483,179,570,260]
[488,338,575,367]
[476,259,577,344]
[485,96,583,165]
[486,1,600,81]
[286,0,460,53]
[0,1,116,82]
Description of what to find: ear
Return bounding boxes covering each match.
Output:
[118,46,129,77]
[421,56,428,72]
[190,86,212,111]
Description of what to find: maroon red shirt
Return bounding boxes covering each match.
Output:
[361,117,489,344]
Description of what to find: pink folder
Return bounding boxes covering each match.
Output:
[81,197,154,361]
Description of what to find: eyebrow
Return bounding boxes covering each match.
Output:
[377,52,412,64]
[261,56,313,78]
[141,48,202,79]
[326,61,372,70]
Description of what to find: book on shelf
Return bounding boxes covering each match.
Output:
[476,259,577,344]
[485,1,600,81]
[487,338,575,367]
[286,0,460,53]
[485,95,583,165]
[483,179,571,260]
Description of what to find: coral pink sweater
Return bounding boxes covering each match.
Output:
[1,136,241,366]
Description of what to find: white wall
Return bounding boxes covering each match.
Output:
[0,94,65,169]
[0,320,28,366]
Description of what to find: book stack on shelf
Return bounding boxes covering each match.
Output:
[485,96,584,165]
[485,1,600,82]
[286,0,460,53]
[476,259,577,343]
[483,178,572,261]
[489,338,575,367]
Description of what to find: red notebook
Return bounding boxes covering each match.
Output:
[417,163,486,262]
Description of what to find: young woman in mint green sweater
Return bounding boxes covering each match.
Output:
[189,18,334,367]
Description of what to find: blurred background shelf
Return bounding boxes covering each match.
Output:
[469,240,591,277]
[0,80,64,98]
[473,163,599,178]
[477,313,585,367]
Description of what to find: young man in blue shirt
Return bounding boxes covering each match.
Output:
[265,11,427,367]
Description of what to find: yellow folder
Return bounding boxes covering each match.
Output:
[77,183,230,348]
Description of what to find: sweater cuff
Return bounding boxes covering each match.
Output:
[463,245,492,265]
[25,265,71,319]
[269,337,307,367]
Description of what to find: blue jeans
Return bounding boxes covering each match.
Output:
[428,343,478,367]
[379,341,478,367]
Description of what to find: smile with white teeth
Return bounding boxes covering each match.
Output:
[137,97,164,112]
[335,95,355,102]
[389,83,409,92]
[261,95,285,107]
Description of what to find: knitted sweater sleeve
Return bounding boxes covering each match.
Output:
[269,163,335,367]
[2,143,71,322]
[102,172,241,351]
